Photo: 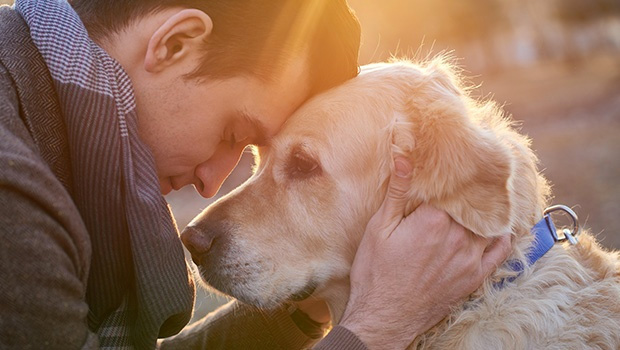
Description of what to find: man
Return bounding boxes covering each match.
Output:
[0,0,511,349]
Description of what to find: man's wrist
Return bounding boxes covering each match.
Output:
[339,318,372,348]
[340,312,421,349]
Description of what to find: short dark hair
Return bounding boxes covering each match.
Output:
[72,0,361,95]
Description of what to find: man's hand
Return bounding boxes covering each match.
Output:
[340,157,512,349]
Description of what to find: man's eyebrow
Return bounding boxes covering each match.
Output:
[240,111,268,146]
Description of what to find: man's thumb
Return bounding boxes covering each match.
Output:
[381,157,413,218]
[364,157,413,239]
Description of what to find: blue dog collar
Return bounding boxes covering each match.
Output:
[496,205,580,288]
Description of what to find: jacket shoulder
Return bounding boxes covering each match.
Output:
[0,58,91,283]
[0,6,73,191]
[0,6,31,47]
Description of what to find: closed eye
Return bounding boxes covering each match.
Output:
[229,133,237,150]
[228,133,249,150]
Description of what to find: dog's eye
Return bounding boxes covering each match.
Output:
[293,152,318,173]
[288,151,321,178]
[296,155,317,173]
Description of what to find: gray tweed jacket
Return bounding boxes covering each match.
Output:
[0,5,366,350]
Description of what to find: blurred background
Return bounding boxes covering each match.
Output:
[3,0,618,321]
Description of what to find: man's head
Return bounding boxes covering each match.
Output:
[71,0,360,197]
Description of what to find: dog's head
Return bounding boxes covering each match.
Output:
[182,58,548,319]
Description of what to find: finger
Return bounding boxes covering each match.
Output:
[466,229,491,256]
[480,235,512,277]
[374,157,413,230]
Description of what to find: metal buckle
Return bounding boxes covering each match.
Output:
[543,205,580,245]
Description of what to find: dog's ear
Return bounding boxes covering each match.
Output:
[392,60,512,237]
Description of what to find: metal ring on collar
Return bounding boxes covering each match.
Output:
[543,205,581,244]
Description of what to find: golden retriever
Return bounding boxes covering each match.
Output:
[182,57,620,349]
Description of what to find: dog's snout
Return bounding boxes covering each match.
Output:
[181,226,216,264]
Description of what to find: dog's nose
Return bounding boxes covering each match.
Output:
[181,226,215,264]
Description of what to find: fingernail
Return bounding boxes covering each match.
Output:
[394,158,411,177]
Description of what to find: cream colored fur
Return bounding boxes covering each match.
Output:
[188,58,620,349]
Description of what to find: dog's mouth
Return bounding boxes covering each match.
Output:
[201,275,318,307]
[196,257,319,307]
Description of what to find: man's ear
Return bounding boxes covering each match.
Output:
[144,9,213,73]
[392,60,513,237]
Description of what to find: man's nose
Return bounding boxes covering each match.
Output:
[193,145,246,198]
[181,226,216,264]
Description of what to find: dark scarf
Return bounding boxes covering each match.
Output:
[14,0,195,348]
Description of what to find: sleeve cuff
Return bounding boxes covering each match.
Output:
[313,325,368,350]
